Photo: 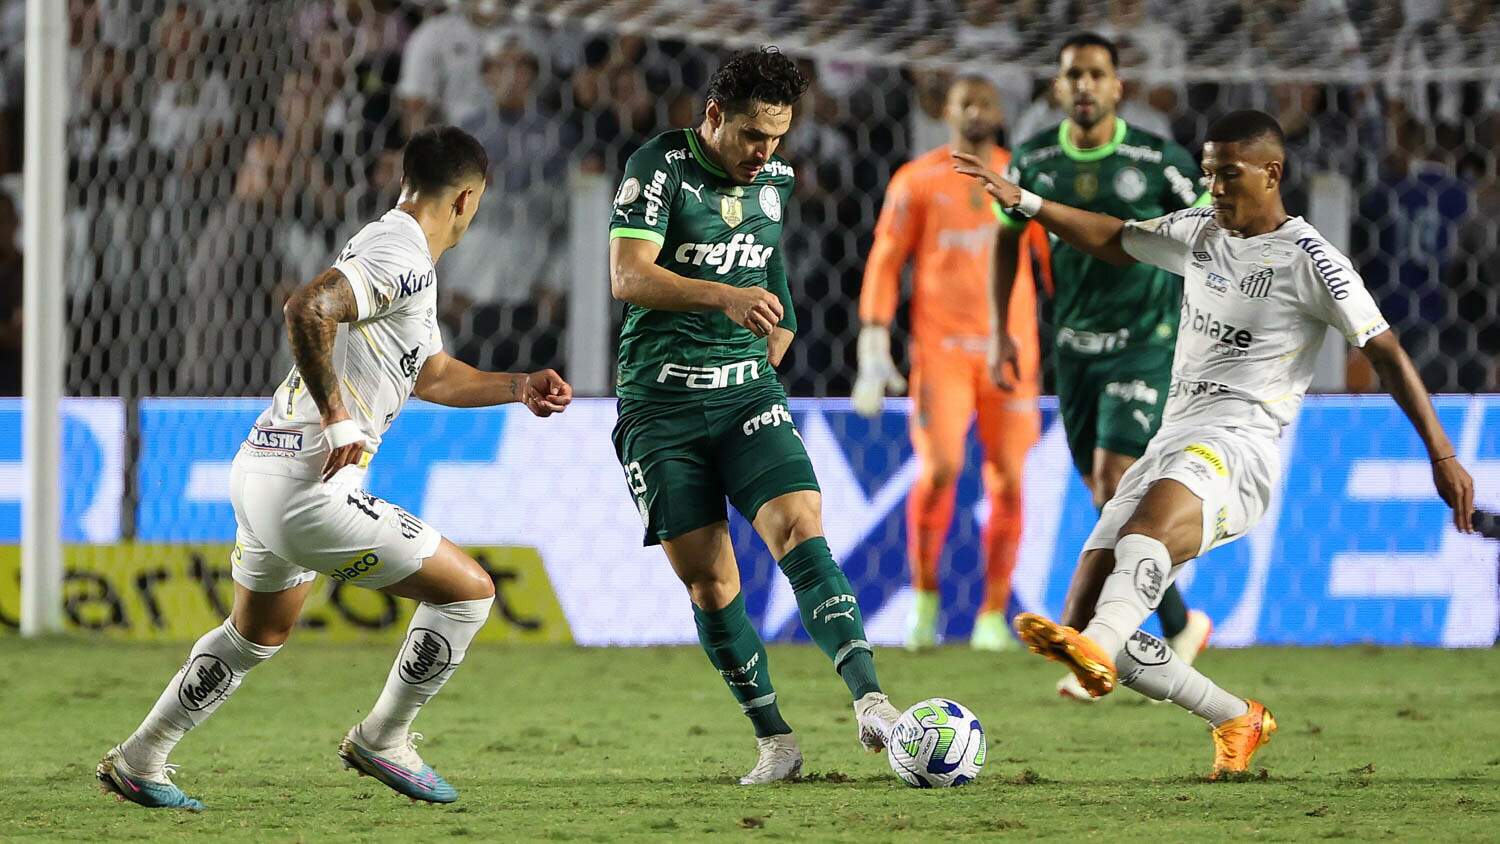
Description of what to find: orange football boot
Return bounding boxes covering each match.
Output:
[1209,699,1277,780]
[1012,612,1117,697]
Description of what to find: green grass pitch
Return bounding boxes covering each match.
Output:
[5,640,1499,841]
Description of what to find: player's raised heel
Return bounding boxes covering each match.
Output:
[738,733,803,785]
[96,747,204,811]
[1209,700,1277,780]
[1012,612,1117,698]
[1168,609,1214,665]
[338,729,458,803]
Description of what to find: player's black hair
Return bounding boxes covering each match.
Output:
[1058,32,1119,69]
[1205,110,1287,151]
[401,125,489,194]
[705,46,809,117]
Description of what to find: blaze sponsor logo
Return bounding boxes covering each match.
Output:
[1184,443,1228,477]
[178,654,232,711]
[1296,236,1351,300]
[398,628,453,684]
[656,359,761,389]
[247,425,303,453]
[331,551,382,583]
[671,233,776,273]
[643,169,668,226]
[1239,268,1274,298]
[813,593,858,624]
[1184,303,1253,355]
[742,403,794,436]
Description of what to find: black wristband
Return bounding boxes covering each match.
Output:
[1432,454,1457,464]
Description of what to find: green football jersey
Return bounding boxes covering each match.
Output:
[609,129,797,401]
[998,118,1208,356]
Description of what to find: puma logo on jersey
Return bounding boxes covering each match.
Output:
[681,182,704,203]
[672,233,776,273]
[1133,409,1155,431]
[742,403,794,436]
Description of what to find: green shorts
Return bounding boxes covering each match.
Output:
[612,382,821,546]
[1055,346,1174,477]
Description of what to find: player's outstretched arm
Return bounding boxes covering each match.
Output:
[285,267,365,480]
[1362,330,1475,532]
[987,224,1025,389]
[610,237,784,337]
[952,151,1136,266]
[414,351,572,417]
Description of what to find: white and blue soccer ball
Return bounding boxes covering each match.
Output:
[886,698,986,788]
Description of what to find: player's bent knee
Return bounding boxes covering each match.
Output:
[686,577,738,612]
[919,460,962,490]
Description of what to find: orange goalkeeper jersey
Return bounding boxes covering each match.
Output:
[861,145,1042,353]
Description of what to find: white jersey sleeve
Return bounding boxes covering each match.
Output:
[332,230,433,322]
[1120,207,1217,275]
[1291,235,1390,347]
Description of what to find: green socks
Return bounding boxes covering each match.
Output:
[693,594,792,738]
[1157,584,1189,639]
[777,536,882,699]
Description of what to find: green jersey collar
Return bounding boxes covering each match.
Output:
[683,128,729,178]
[1059,117,1127,162]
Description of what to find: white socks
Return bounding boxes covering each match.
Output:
[356,598,493,749]
[1116,629,1249,726]
[1080,534,1172,657]
[120,619,280,774]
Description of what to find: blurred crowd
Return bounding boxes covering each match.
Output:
[0,0,1496,397]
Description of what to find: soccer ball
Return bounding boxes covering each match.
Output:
[886,698,986,788]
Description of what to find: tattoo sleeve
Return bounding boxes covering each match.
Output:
[285,268,359,421]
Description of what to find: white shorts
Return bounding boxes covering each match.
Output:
[1084,424,1280,557]
[228,455,441,593]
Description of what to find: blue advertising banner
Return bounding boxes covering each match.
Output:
[124,395,1500,648]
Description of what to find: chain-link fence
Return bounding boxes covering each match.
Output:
[3,0,1487,402]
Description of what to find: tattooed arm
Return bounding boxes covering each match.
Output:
[284,268,365,479]
[415,352,573,417]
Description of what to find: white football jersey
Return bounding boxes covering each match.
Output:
[239,208,442,480]
[1121,209,1389,437]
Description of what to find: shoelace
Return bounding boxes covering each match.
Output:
[161,763,182,782]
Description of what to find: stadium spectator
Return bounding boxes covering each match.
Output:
[0,191,20,396]
[396,0,525,135]
[147,3,232,166]
[443,39,568,372]
[180,137,293,396]
[1356,117,1472,390]
[1384,0,1500,131]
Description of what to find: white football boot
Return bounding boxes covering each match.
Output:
[854,692,902,752]
[1056,672,1100,702]
[1167,610,1214,664]
[738,733,802,785]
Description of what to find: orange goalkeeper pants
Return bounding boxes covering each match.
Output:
[906,341,1040,616]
